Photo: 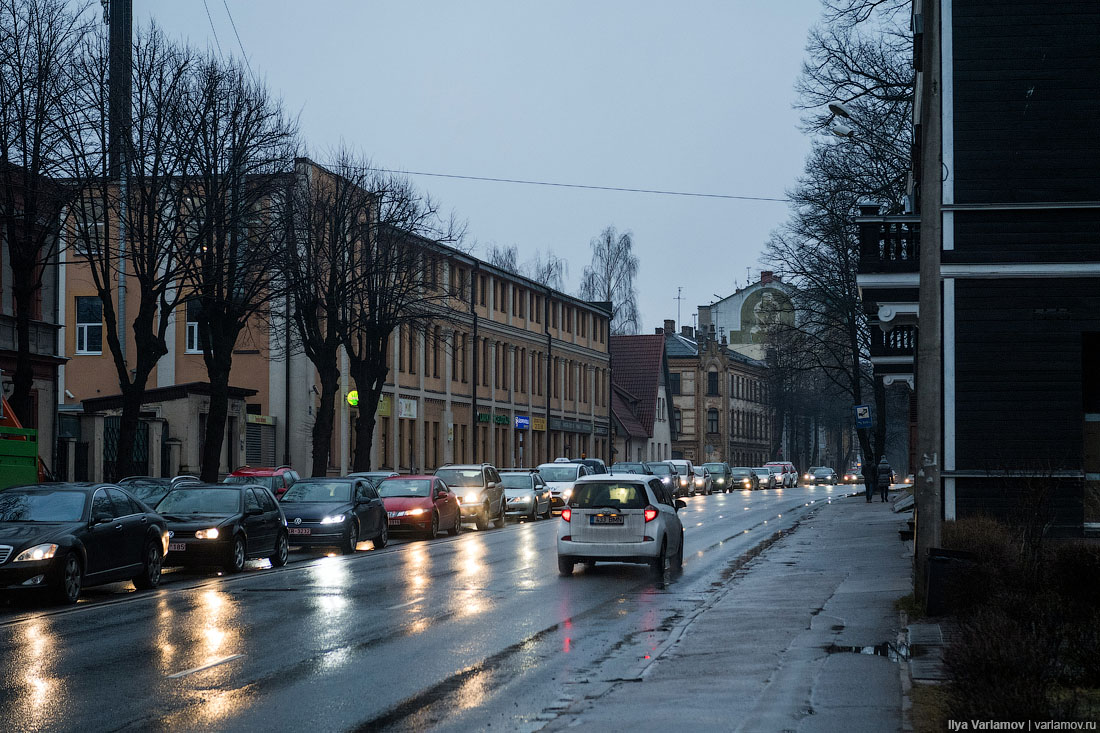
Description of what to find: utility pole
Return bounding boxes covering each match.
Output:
[675,286,683,329]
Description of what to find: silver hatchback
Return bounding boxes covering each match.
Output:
[556,474,685,575]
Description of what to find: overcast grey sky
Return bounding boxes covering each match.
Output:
[134,0,823,333]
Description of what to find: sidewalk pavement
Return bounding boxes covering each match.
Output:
[550,494,913,733]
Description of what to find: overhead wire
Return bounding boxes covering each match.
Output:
[200,0,223,56]
[221,0,257,83]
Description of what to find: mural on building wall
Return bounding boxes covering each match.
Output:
[734,287,795,344]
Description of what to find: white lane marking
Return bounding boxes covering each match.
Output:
[167,654,244,679]
[387,597,425,610]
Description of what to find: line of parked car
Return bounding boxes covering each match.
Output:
[0,454,819,606]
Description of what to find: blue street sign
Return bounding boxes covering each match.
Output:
[854,404,873,429]
[514,415,530,430]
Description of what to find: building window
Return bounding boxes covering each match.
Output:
[672,408,682,436]
[707,370,719,395]
[707,408,719,434]
[185,299,203,353]
[669,373,681,395]
[75,296,103,354]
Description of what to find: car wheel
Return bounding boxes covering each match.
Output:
[527,502,538,522]
[341,521,359,555]
[375,520,390,547]
[475,504,489,531]
[447,510,461,536]
[271,531,289,568]
[541,500,552,519]
[557,557,574,576]
[651,537,668,575]
[224,535,246,574]
[132,540,163,590]
[52,553,83,605]
[425,511,439,540]
[494,500,506,528]
[675,530,684,569]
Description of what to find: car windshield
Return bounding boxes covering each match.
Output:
[434,469,483,488]
[156,488,241,515]
[224,475,280,492]
[814,468,836,476]
[500,474,533,489]
[538,466,581,482]
[730,468,752,478]
[568,482,648,510]
[649,464,673,475]
[768,467,783,474]
[280,481,352,502]
[703,463,725,473]
[378,479,432,498]
[0,490,86,522]
[612,463,645,473]
[125,482,170,505]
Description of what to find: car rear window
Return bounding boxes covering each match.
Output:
[568,482,648,510]
[649,464,672,475]
[434,469,483,487]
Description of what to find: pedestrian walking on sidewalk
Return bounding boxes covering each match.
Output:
[876,456,892,503]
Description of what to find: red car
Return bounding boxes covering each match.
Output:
[223,465,301,499]
[378,475,462,539]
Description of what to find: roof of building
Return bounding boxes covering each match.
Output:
[609,334,667,438]
[663,331,767,368]
[611,389,649,439]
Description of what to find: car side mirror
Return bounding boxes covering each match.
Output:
[435,490,448,500]
[91,511,112,525]
[675,500,686,510]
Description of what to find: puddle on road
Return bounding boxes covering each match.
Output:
[824,642,909,662]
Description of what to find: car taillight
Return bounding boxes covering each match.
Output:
[561,508,571,522]
[644,506,658,522]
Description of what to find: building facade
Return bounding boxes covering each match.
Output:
[664,321,772,466]
[56,159,612,478]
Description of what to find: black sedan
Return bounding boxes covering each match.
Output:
[812,467,839,485]
[0,483,169,604]
[279,477,388,553]
[156,483,288,573]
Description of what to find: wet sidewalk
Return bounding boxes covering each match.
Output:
[546,494,913,732]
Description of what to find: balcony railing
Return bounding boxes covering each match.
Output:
[858,216,920,274]
[870,325,916,359]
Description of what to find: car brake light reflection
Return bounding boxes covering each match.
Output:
[644,506,658,522]
[561,508,571,522]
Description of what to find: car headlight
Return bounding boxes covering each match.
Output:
[320,514,346,524]
[14,543,58,562]
[464,492,481,504]
[407,508,425,516]
[562,488,572,500]
[194,528,220,540]
[660,477,670,484]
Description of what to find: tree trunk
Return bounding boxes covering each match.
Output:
[311,362,340,477]
[201,368,231,482]
[349,354,388,473]
[114,385,145,480]
[9,279,36,427]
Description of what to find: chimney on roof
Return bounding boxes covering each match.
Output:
[760,271,775,284]
[655,327,664,335]
[664,319,676,334]
[681,325,694,339]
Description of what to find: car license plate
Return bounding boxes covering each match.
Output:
[288,527,310,536]
[167,542,186,552]
[388,519,401,526]
[590,514,624,525]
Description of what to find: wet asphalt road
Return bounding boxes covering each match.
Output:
[0,485,854,732]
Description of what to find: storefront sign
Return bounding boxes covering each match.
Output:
[246,414,276,426]
[477,412,492,423]
[514,415,530,430]
[549,418,592,434]
[531,416,546,431]
[493,414,508,425]
[592,423,609,436]
[377,395,391,417]
[398,398,418,419]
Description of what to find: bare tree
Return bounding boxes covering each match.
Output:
[526,249,567,291]
[176,54,297,481]
[764,0,913,492]
[339,171,464,472]
[486,243,519,274]
[282,151,374,477]
[57,23,197,478]
[579,225,639,334]
[0,0,86,425]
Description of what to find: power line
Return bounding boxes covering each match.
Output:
[352,166,791,203]
[201,0,223,56]
[221,0,256,83]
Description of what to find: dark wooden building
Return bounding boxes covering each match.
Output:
[881,1,1100,536]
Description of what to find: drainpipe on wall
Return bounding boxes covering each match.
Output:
[471,262,479,462]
